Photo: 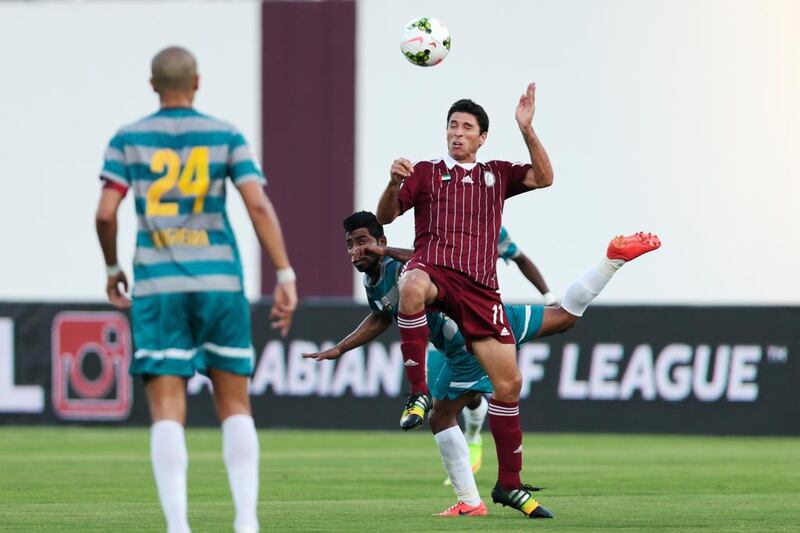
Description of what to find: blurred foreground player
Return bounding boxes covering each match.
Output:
[95,46,296,533]
[305,212,661,518]
[376,84,556,514]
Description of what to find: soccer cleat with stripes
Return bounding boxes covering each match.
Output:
[399,392,431,431]
[444,435,482,486]
[435,500,488,517]
[491,482,554,519]
[606,231,661,262]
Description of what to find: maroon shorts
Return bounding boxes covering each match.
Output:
[402,260,515,350]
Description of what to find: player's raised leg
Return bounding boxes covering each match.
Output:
[537,231,662,335]
[429,392,487,517]
[561,231,661,318]
[210,369,259,533]
[397,268,438,430]
[469,339,553,519]
[146,376,191,533]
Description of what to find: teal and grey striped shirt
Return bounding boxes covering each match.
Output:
[100,107,264,297]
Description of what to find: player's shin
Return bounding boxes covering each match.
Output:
[397,311,429,394]
[150,420,191,533]
[560,259,619,317]
[434,426,482,506]
[222,415,260,533]
[488,399,523,489]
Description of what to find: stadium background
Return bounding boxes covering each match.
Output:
[0,0,798,433]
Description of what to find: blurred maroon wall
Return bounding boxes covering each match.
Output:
[260,0,355,298]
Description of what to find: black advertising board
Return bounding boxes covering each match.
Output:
[1,302,797,435]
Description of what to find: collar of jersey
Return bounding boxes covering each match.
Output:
[444,152,480,171]
[156,107,199,116]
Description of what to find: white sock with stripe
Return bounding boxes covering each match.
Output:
[462,395,488,444]
[434,426,482,506]
[222,414,260,533]
[150,420,191,533]
[561,257,624,317]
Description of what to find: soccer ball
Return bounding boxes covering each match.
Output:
[400,17,451,67]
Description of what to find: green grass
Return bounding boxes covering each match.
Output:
[1,428,799,532]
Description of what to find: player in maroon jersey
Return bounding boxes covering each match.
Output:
[376,83,557,518]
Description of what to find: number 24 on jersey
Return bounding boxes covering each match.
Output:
[146,147,210,216]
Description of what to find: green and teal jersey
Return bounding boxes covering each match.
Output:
[364,257,404,318]
[100,108,264,297]
[497,226,521,263]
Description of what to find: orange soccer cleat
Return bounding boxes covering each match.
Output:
[606,232,661,262]
[435,501,488,517]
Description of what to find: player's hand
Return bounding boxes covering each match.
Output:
[352,243,385,261]
[271,280,297,337]
[390,158,413,186]
[301,346,343,361]
[106,271,131,309]
[515,82,536,129]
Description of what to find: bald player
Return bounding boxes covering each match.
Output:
[95,46,296,533]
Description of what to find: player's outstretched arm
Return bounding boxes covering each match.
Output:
[95,187,131,309]
[515,82,554,190]
[512,252,557,305]
[376,158,412,224]
[302,311,393,360]
[237,181,297,337]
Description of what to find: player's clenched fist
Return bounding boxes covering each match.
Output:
[390,158,413,185]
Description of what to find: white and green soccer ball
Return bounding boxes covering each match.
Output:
[400,17,451,67]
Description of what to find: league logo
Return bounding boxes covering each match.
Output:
[51,312,132,420]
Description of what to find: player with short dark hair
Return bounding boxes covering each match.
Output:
[375,83,558,517]
[95,45,297,533]
[305,211,660,518]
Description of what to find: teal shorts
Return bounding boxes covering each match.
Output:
[427,347,492,401]
[130,291,254,378]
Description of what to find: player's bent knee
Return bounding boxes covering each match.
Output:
[398,275,430,309]
[493,375,522,402]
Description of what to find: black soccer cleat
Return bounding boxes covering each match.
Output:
[399,392,431,431]
[491,482,554,519]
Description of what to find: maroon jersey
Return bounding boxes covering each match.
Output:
[398,155,533,289]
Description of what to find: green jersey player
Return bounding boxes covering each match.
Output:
[95,46,297,533]
[304,211,660,518]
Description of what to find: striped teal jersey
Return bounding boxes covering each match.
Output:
[100,107,265,297]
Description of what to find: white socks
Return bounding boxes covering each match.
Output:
[151,420,190,533]
[462,395,488,444]
[222,414,260,533]
[434,426,481,506]
[561,257,624,317]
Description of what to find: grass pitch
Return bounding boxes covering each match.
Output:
[1,428,799,532]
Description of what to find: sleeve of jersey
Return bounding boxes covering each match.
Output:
[508,304,545,344]
[228,130,267,186]
[397,164,422,214]
[503,160,534,199]
[99,133,131,193]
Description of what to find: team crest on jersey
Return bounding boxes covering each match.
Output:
[484,171,496,187]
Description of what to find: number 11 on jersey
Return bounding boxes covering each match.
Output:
[492,303,504,325]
